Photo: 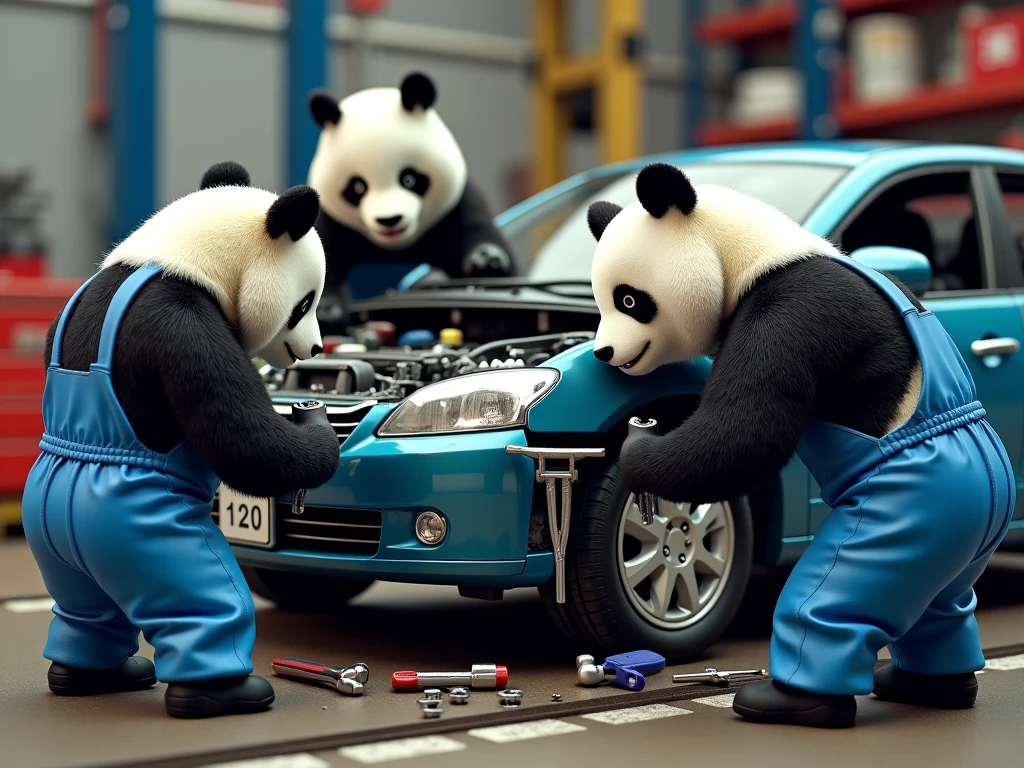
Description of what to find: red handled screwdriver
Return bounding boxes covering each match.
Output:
[391,664,508,691]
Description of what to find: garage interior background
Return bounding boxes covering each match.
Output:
[4,0,1024,518]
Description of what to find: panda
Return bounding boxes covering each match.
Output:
[588,163,1015,729]
[306,71,515,311]
[21,161,340,719]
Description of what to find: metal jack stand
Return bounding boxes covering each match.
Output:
[506,445,605,604]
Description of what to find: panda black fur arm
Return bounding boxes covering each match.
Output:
[618,256,920,504]
[436,180,517,276]
[44,266,339,498]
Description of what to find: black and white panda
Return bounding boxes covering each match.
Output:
[306,71,516,309]
[31,161,340,719]
[589,163,923,505]
[585,163,1012,729]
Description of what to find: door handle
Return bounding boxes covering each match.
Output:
[971,337,1021,357]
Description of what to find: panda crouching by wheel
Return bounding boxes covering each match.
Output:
[587,163,1015,729]
[305,72,515,314]
[20,162,340,719]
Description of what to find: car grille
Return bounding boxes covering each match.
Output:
[272,400,378,446]
[212,498,382,556]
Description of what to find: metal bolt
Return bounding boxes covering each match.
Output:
[551,693,562,702]
[448,687,470,705]
[498,689,524,707]
[682,523,689,533]
[685,538,692,547]
[678,554,686,564]
[423,688,443,700]
[662,546,670,557]
[417,696,444,719]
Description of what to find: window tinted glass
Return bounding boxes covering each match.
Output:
[996,173,1024,272]
[525,163,848,282]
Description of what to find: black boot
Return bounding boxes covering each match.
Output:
[733,678,857,728]
[872,663,978,709]
[48,657,156,696]
[165,675,275,719]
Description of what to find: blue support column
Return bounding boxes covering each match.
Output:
[796,0,841,141]
[109,0,157,246]
[286,0,329,189]
[682,0,703,148]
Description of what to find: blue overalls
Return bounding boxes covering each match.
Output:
[21,264,256,683]
[769,255,1016,696]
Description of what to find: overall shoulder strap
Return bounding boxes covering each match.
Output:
[827,254,920,316]
[92,264,163,373]
[50,271,102,367]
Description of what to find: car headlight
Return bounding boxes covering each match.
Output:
[378,369,559,436]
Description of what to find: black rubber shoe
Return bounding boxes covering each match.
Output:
[48,657,157,696]
[165,675,275,719]
[733,678,857,728]
[872,663,978,709]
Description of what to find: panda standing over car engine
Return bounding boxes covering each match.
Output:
[587,162,1016,729]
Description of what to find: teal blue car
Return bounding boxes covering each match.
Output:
[226,142,1024,661]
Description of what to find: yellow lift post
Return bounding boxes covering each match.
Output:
[532,0,643,193]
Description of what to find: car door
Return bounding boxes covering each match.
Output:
[809,165,1024,533]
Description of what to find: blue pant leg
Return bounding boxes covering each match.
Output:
[70,464,255,683]
[21,455,140,669]
[889,424,1015,675]
[771,432,998,695]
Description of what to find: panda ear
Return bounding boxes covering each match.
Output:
[200,161,251,190]
[400,72,436,112]
[636,163,697,218]
[309,89,342,127]
[587,201,623,241]
[266,186,320,242]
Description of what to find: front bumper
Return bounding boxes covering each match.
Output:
[230,404,555,588]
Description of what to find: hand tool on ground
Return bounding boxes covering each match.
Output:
[391,664,508,691]
[272,658,369,695]
[505,445,605,603]
[576,650,666,691]
[626,417,659,525]
[671,668,767,687]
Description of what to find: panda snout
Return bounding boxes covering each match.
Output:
[594,346,614,363]
[311,344,324,358]
[376,214,403,227]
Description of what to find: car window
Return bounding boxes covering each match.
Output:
[838,171,984,292]
[995,172,1024,272]
[525,162,848,282]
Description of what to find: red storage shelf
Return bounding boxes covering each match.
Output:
[0,438,39,495]
[0,397,43,439]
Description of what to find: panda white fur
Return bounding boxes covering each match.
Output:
[589,163,923,504]
[46,161,340,498]
[306,72,515,304]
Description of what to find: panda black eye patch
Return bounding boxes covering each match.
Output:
[613,284,657,323]
[287,290,316,330]
[398,167,430,197]
[342,176,369,206]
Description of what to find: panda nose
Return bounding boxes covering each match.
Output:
[310,344,324,358]
[376,215,403,227]
[594,346,614,363]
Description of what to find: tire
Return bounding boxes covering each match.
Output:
[540,460,753,663]
[241,566,374,613]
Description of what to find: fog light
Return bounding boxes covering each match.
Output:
[415,511,447,546]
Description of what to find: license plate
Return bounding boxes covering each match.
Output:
[217,484,274,548]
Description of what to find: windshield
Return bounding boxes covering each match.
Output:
[519,162,848,282]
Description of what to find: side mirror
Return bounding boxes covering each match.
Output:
[848,246,932,295]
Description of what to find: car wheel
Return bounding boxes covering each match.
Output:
[540,460,753,662]
[241,566,374,613]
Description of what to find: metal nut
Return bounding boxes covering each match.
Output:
[422,705,443,719]
[551,693,562,702]
[448,687,470,704]
[497,688,524,707]
[417,696,444,718]
[422,688,443,700]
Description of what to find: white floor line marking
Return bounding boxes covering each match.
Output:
[692,693,736,708]
[203,755,331,768]
[467,719,587,743]
[3,597,55,613]
[338,736,466,764]
[581,703,693,724]
[984,653,1024,671]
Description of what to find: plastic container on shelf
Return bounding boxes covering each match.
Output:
[939,4,991,84]
[965,5,1024,84]
[849,14,924,104]
[729,67,802,125]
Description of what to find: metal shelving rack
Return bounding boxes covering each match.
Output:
[683,0,1024,147]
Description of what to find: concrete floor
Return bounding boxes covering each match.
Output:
[3,537,1024,768]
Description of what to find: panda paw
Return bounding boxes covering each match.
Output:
[618,435,659,494]
[463,243,511,277]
